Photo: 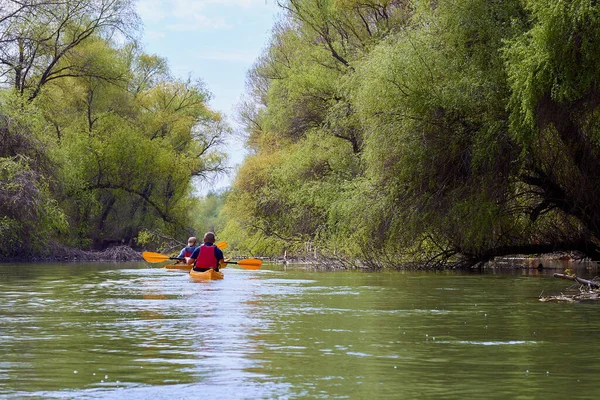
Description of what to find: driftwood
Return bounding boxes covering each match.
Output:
[539,292,600,302]
[553,273,599,289]
[30,244,142,262]
[540,274,600,302]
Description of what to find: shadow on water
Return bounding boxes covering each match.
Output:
[484,257,600,277]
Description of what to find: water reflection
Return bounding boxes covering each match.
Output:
[0,264,286,398]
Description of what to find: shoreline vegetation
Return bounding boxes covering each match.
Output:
[3,245,598,303]
[2,245,596,271]
[0,245,142,263]
[5,244,599,302]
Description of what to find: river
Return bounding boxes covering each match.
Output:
[1,261,600,399]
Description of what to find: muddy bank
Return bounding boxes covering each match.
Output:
[2,246,597,271]
[484,251,599,271]
[0,245,142,263]
[262,251,600,271]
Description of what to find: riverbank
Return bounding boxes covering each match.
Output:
[484,251,597,270]
[265,250,597,271]
[2,245,596,272]
[0,245,142,263]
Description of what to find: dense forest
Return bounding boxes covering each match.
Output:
[0,0,227,258]
[2,0,600,269]
[221,0,600,268]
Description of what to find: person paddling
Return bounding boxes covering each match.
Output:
[187,232,224,272]
[176,236,198,262]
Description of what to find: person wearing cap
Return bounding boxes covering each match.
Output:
[176,236,199,261]
[187,232,224,272]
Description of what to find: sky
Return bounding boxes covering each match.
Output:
[134,0,281,193]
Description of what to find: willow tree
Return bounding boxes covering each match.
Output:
[331,0,530,267]
[228,0,527,266]
[503,0,600,259]
[230,0,600,266]
[225,0,411,256]
[36,41,226,249]
[343,0,600,266]
[0,98,68,257]
[0,0,139,101]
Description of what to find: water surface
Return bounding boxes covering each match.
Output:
[1,262,599,399]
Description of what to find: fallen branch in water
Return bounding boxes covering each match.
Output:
[541,273,600,302]
[553,273,600,289]
[539,292,600,302]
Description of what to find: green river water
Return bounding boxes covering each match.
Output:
[1,261,600,399]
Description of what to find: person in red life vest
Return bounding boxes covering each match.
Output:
[187,232,224,272]
[176,236,198,262]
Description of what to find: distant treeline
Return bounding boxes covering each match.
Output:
[0,0,227,258]
[219,0,600,268]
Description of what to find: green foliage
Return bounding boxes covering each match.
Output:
[0,156,68,257]
[505,0,600,140]
[47,71,224,248]
[191,190,228,235]
[229,0,600,267]
[0,0,139,100]
[345,0,525,262]
[0,2,228,256]
[501,0,600,248]
[222,125,361,257]
[134,230,154,248]
[226,0,412,258]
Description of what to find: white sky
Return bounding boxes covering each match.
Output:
[135,0,280,193]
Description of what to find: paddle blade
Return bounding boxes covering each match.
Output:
[216,241,228,250]
[142,251,171,263]
[235,258,262,270]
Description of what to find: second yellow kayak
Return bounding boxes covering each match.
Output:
[165,264,191,271]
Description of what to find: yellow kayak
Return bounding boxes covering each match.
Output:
[189,269,224,280]
[165,264,191,271]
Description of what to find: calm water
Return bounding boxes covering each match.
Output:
[1,262,600,399]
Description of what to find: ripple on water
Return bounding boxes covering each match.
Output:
[12,380,294,400]
[436,340,539,346]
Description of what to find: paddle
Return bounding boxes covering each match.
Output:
[142,241,228,263]
[142,251,183,263]
[141,251,261,270]
[223,258,262,270]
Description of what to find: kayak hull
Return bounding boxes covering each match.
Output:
[189,269,224,280]
[165,264,191,271]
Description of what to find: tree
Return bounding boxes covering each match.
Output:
[0,0,139,101]
[504,0,600,258]
[38,43,227,249]
[232,0,600,267]
[0,102,67,257]
[0,1,228,256]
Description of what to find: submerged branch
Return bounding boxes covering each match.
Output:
[459,241,600,268]
[553,273,599,289]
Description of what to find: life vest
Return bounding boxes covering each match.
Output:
[194,245,218,269]
[183,246,197,257]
